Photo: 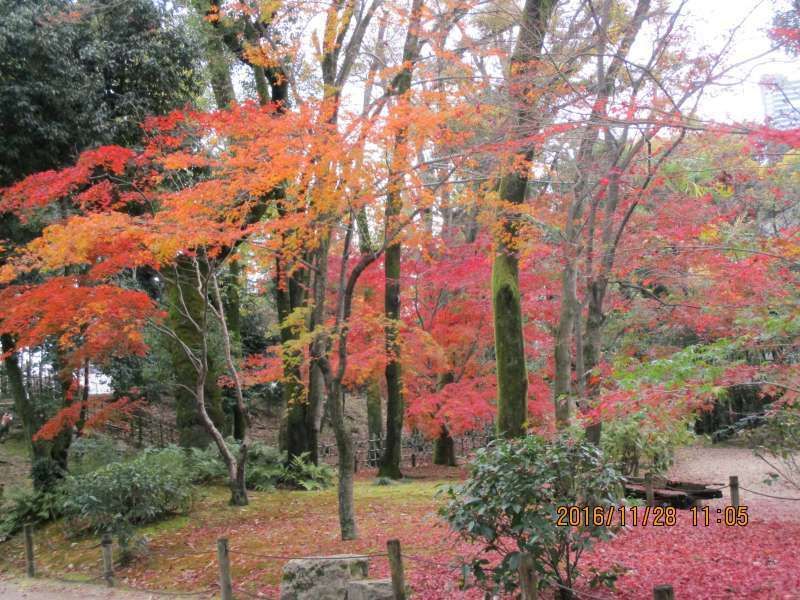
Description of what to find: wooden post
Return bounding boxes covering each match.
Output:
[729,475,740,508]
[23,523,35,577]
[101,533,114,587]
[217,537,233,600]
[653,584,675,599]
[645,472,655,507]
[518,553,538,600]
[387,539,406,600]
[411,453,417,468]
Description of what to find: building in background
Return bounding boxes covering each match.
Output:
[760,75,800,130]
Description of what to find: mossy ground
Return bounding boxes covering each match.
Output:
[0,467,465,598]
[0,433,33,495]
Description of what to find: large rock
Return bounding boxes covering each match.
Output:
[280,554,369,600]
[346,578,395,600]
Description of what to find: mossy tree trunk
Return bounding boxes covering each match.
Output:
[274,252,309,459]
[358,199,383,457]
[380,222,404,478]
[302,231,331,465]
[195,4,236,109]
[166,256,225,448]
[492,235,529,438]
[491,0,555,439]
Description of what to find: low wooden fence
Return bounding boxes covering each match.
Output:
[11,523,681,599]
[318,427,495,470]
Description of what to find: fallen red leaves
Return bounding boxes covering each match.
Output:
[4,475,798,599]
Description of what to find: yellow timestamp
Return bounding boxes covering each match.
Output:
[690,505,749,527]
[555,505,750,527]
[556,505,678,527]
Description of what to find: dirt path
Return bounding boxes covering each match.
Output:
[668,443,800,520]
[0,577,191,600]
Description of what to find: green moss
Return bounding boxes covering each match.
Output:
[492,250,528,438]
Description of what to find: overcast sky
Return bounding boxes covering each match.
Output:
[686,0,797,123]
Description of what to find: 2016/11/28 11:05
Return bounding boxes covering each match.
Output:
[555,505,749,527]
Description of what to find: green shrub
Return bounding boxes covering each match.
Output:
[0,488,63,541]
[59,447,194,551]
[69,434,126,475]
[601,411,694,476]
[441,435,624,599]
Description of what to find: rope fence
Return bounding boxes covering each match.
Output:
[737,485,800,501]
[5,524,684,600]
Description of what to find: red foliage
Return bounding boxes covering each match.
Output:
[0,277,158,368]
[33,395,142,441]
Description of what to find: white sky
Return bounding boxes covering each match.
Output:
[685,0,798,123]
[249,0,795,124]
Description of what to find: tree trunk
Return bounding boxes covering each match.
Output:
[553,258,578,428]
[433,425,456,466]
[1,334,35,452]
[202,20,236,108]
[366,377,383,442]
[493,243,528,438]
[275,252,312,461]
[330,382,357,539]
[229,444,249,506]
[303,232,332,466]
[379,228,404,478]
[378,0,424,479]
[582,279,606,445]
[222,260,247,442]
[166,256,225,448]
[491,0,555,438]
[0,335,74,489]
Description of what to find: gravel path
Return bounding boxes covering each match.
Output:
[0,577,181,600]
[668,443,800,520]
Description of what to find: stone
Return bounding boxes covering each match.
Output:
[279,554,369,600]
[346,578,395,600]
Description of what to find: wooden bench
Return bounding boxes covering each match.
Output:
[624,476,723,509]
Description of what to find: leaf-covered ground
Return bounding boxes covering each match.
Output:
[1,457,799,599]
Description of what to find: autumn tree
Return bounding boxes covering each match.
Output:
[0,0,200,487]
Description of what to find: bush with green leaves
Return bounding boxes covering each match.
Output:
[68,434,127,475]
[0,487,63,542]
[441,435,624,599]
[601,411,694,476]
[59,446,194,551]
